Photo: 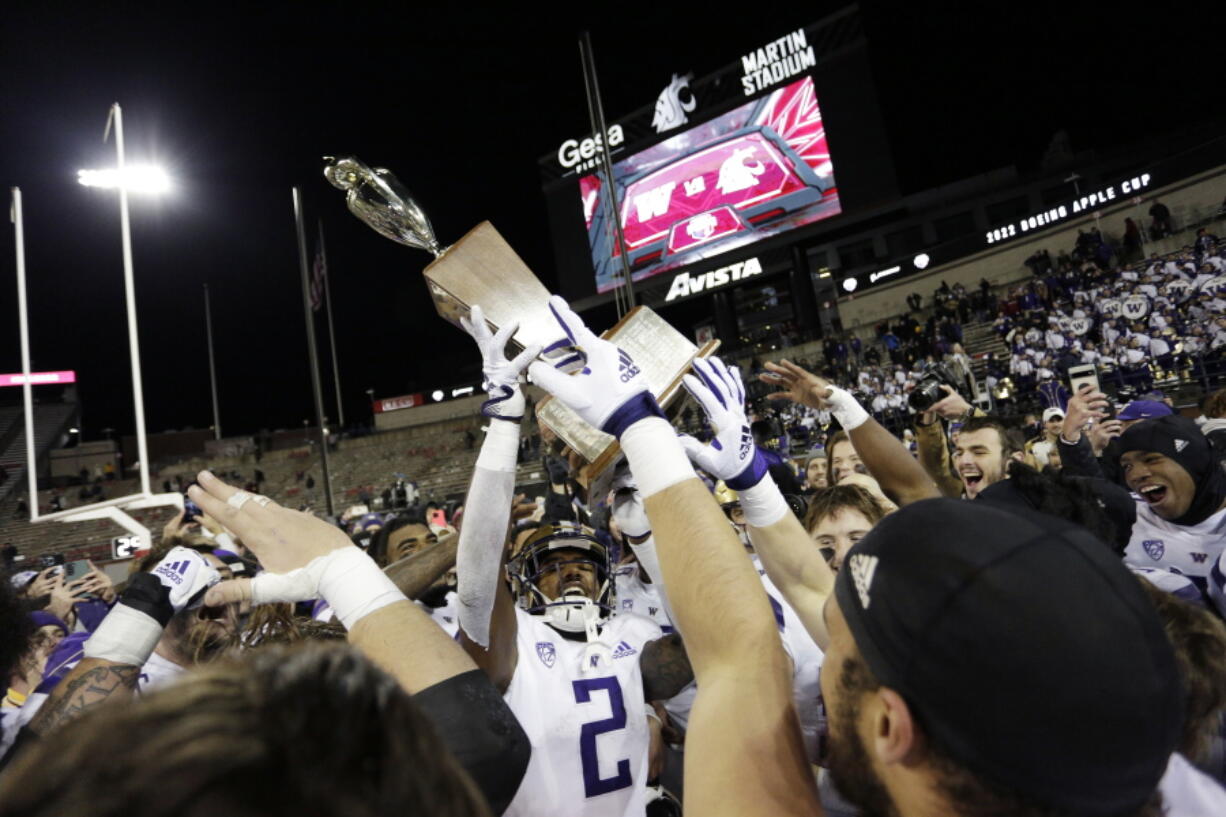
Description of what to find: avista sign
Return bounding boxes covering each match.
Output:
[665,257,763,302]
[557,125,625,172]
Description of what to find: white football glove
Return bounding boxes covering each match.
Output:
[460,304,540,422]
[678,357,769,490]
[528,296,665,438]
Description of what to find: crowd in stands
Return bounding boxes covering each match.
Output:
[741,225,1225,450]
[2,230,1226,816]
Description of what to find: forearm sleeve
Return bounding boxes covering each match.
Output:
[457,421,520,648]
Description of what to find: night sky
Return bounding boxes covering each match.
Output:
[0,3,1219,440]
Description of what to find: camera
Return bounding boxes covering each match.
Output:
[908,362,963,411]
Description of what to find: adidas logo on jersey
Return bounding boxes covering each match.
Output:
[848,554,879,609]
[612,640,637,659]
[155,560,191,585]
[618,349,641,383]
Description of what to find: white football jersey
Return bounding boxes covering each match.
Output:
[418,590,460,638]
[611,566,696,734]
[503,607,662,817]
[1160,752,1226,815]
[614,566,674,633]
[1125,504,1226,580]
[136,651,187,694]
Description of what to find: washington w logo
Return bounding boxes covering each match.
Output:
[618,350,641,383]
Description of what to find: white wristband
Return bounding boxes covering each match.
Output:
[82,604,163,666]
[317,547,408,630]
[738,477,789,528]
[619,417,696,498]
[475,419,520,473]
[825,386,870,432]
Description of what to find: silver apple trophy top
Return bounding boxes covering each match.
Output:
[322,155,446,258]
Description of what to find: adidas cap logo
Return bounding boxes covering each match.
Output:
[1174,439,1189,452]
[849,554,879,609]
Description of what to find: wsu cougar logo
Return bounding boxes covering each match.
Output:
[652,73,696,133]
[716,147,765,194]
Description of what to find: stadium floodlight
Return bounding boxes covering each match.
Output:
[843,277,858,293]
[77,165,170,194]
[913,252,931,270]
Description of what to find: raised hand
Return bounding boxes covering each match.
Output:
[45,574,94,620]
[1062,384,1111,443]
[460,304,540,422]
[189,471,348,574]
[759,359,834,411]
[926,385,973,422]
[678,357,768,490]
[26,567,59,599]
[190,473,403,628]
[527,295,664,438]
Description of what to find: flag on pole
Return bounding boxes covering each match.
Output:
[309,223,326,312]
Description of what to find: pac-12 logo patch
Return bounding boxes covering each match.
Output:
[1142,540,1165,561]
[536,641,556,669]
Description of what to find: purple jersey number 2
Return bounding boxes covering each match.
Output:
[572,676,633,797]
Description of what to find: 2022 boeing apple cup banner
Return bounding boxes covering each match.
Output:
[583,76,840,294]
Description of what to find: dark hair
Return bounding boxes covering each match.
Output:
[1138,580,1226,763]
[825,430,852,485]
[803,484,888,535]
[959,416,1023,457]
[1003,461,1124,552]
[1203,388,1226,420]
[0,644,491,817]
[837,651,1163,817]
[367,512,430,568]
[0,574,34,680]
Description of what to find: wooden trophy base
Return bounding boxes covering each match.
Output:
[423,221,719,493]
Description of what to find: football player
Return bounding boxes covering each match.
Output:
[454,306,692,817]
[529,295,820,816]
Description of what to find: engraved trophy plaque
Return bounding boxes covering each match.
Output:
[324,156,719,485]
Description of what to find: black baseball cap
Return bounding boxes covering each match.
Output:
[834,499,1182,815]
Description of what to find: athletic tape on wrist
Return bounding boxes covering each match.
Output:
[619,417,695,498]
[825,386,870,431]
[316,547,407,630]
[82,604,164,666]
[739,478,789,528]
[475,418,520,473]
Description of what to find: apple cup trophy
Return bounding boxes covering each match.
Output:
[323,155,719,487]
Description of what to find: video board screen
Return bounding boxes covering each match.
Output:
[584,75,840,293]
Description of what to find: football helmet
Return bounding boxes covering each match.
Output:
[713,481,750,548]
[510,521,615,633]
